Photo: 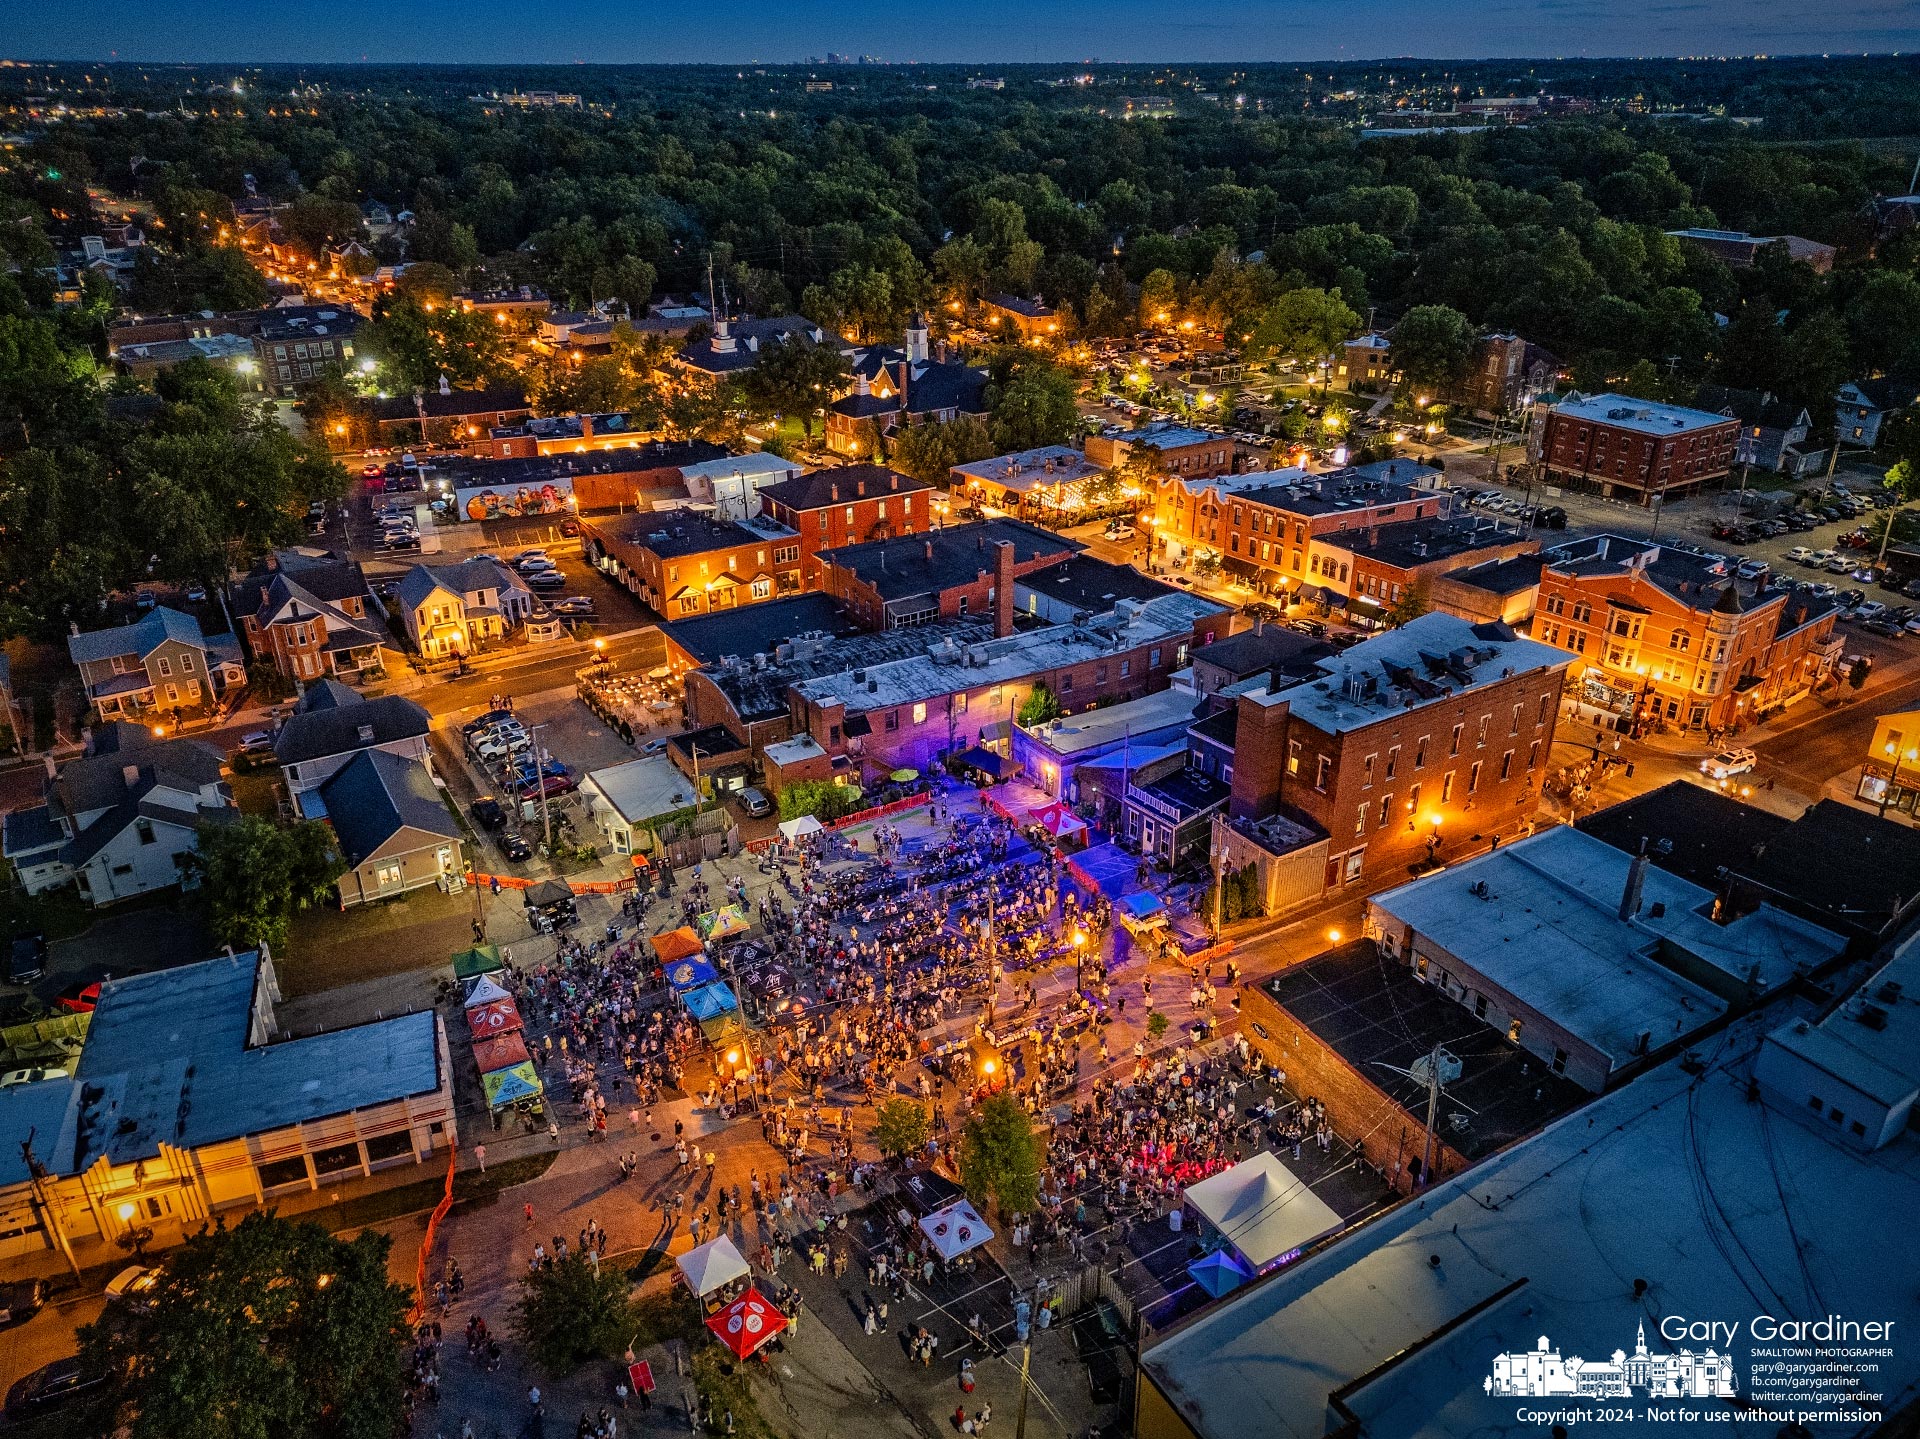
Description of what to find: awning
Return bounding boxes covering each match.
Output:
[480,1061,543,1109]
[1298,584,1332,605]
[706,1286,787,1359]
[665,956,721,992]
[1348,596,1388,622]
[677,1235,751,1297]
[1221,557,1260,582]
[918,1199,994,1261]
[467,996,523,1038]
[956,746,1011,780]
[652,927,705,965]
[842,713,873,738]
[472,1031,531,1074]
[683,982,740,1021]
[450,943,503,979]
[778,815,825,841]
[462,974,512,1007]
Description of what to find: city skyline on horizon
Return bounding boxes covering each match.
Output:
[8,0,1919,69]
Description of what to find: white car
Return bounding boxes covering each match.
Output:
[0,1066,61,1088]
[511,548,550,566]
[515,556,558,575]
[105,1265,162,1311]
[1786,546,1815,564]
[1699,747,1758,781]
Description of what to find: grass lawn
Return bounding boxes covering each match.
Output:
[229,771,282,817]
[279,886,478,997]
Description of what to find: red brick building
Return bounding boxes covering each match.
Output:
[817,519,1078,630]
[583,511,803,618]
[229,550,388,683]
[1086,424,1237,479]
[1532,393,1738,503]
[757,465,934,591]
[1228,613,1573,892]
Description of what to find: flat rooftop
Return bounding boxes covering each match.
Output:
[819,518,1079,601]
[1261,940,1588,1159]
[1436,552,1546,597]
[1014,554,1183,613]
[1139,1013,1920,1439]
[1373,828,1845,1065]
[1548,391,1735,435]
[661,593,861,666]
[1318,517,1529,570]
[1021,687,1202,756]
[585,754,700,823]
[1232,462,1443,519]
[1247,612,1571,736]
[953,445,1106,492]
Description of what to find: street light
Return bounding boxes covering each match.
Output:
[1879,741,1919,818]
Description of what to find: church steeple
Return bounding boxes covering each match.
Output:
[1636,1322,1649,1357]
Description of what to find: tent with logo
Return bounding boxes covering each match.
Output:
[682,982,739,1023]
[695,904,751,942]
[472,1030,531,1075]
[1182,1152,1342,1272]
[918,1199,994,1262]
[450,943,504,979]
[1027,801,1089,844]
[706,1286,788,1359]
[652,927,705,966]
[480,1061,543,1110]
[665,956,722,992]
[466,996,522,1038]
[676,1234,751,1298]
[462,973,513,1007]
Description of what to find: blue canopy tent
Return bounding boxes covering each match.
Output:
[666,957,722,992]
[683,982,740,1022]
[954,746,1011,781]
[1187,1248,1254,1299]
[1118,890,1168,926]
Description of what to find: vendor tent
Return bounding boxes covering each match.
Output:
[466,996,522,1038]
[472,1031,531,1074]
[706,1286,787,1359]
[777,814,825,841]
[1187,1247,1254,1298]
[652,928,705,965]
[462,974,512,1007]
[695,904,751,942]
[954,746,1010,781]
[450,943,504,979]
[918,1199,994,1261]
[677,1235,751,1297]
[1028,801,1088,842]
[1118,891,1169,930]
[480,1061,543,1109]
[682,982,739,1022]
[1182,1152,1342,1271]
[665,956,722,992]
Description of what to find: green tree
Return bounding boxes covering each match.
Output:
[76,1213,410,1439]
[514,1252,638,1375]
[367,294,515,391]
[1384,578,1432,628]
[742,339,851,439]
[191,816,344,955]
[1138,268,1180,327]
[1248,288,1361,395]
[933,236,990,307]
[890,414,995,485]
[1017,682,1062,726]
[1885,460,1920,503]
[873,1098,931,1162]
[778,780,864,823]
[1390,305,1476,397]
[958,1091,1044,1215]
[988,362,1077,451]
[126,245,270,315]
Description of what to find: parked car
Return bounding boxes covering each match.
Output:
[462,709,515,736]
[514,771,578,800]
[0,1279,46,1328]
[1836,653,1873,682]
[7,932,47,984]
[104,1265,162,1312]
[737,786,773,819]
[0,1066,62,1088]
[500,833,534,862]
[1863,619,1907,638]
[235,730,277,765]
[549,597,596,618]
[1851,601,1888,623]
[1786,546,1815,564]
[471,797,507,830]
[5,1357,107,1421]
[511,549,551,568]
[525,570,568,591]
[1699,747,1758,781]
[54,981,100,1014]
[514,555,557,575]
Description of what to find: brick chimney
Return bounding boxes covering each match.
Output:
[580,413,595,440]
[993,540,1016,638]
[897,360,910,411]
[1229,692,1291,820]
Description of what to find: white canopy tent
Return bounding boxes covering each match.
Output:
[676,1234,751,1297]
[778,815,825,841]
[918,1199,994,1261]
[462,974,512,1008]
[1182,1152,1342,1270]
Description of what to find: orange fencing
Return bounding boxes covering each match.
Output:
[830,792,931,829]
[408,1145,459,1325]
[466,870,640,895]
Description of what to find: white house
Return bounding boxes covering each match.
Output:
[679,452,805,522]
[271,679,433,798]
[1,723,235,904]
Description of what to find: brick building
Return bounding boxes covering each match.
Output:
[1531,392,1739,503]
[1455,332,1559,417]
[584,511,802,618]
[1227,613,1573,893]
[229,549,387,684]
[430,443,732,514]
[370,384,532,447]
[757,465,934,591]
[817,519,1078,630]
[1086,423,1237,479]
[1533,533,1839,733]
[1317,518,1539,628]
[1336,333,1394,391]
[1147,460,1449,598]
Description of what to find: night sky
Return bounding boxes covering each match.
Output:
[10,0,1920,64]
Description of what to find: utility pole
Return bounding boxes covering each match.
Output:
[1013,1323,1034,1439]
[527,723,553,853]
[1420,1041,1442,1190]
[20,1132,81,1282]
[1209,826,1223,944]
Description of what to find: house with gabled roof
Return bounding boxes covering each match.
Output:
[395,559,533,659]
[1835,377,1919,449]
[229,549,389,684]
[302,749,463,907]
[67,607,242,722]
[1,723,235,904]
[824,313,990,457]
[271,681,433,798]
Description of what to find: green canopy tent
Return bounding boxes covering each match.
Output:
[451,943,504,980]
[481,1061,544,1110]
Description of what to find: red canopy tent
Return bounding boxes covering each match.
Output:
[472,1030,531,1073]
[705,1285,788,1359]
[466,997,523,1039]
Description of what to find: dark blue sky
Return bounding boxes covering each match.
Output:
[13,0,1920,64]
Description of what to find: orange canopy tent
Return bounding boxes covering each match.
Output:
[466,997,523,1039]
[472,1030,531,1073]
[652,927,705,965]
